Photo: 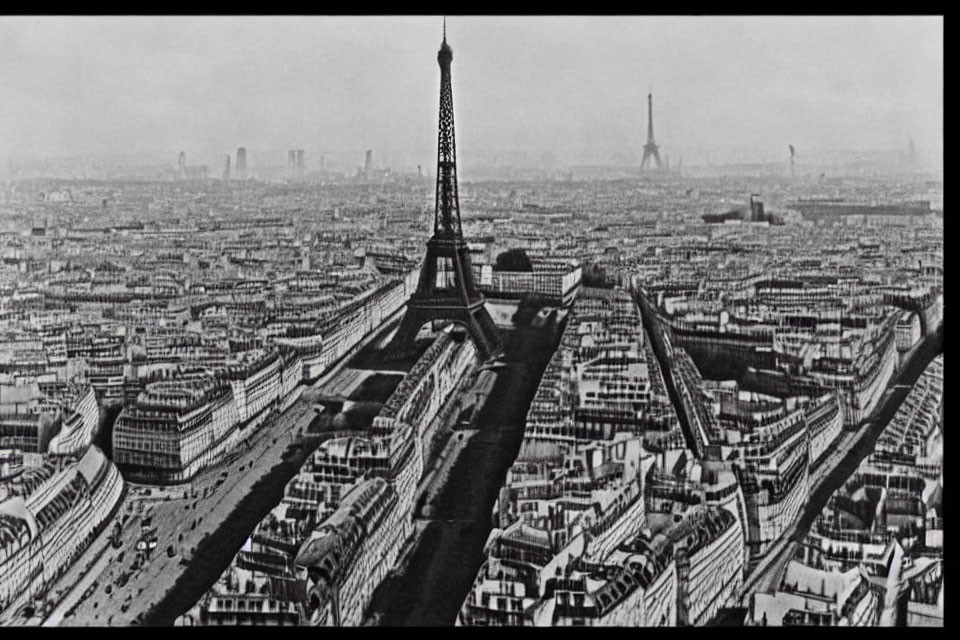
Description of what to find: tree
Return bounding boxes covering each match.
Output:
[494,248,533,272]
[513,294,549,327]
[582,263,614,289]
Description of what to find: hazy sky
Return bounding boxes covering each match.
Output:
[0,15,943,167]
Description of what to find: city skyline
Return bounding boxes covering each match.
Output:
[0,16,944,169]
[0,15,944,629]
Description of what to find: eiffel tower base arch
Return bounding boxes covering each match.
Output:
[389,298,503,362]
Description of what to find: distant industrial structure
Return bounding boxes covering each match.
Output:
[786,199,932,223]
[702,194,782,225]
[175,151,207,180]
[236,147,247,180]
[287,149,305,178]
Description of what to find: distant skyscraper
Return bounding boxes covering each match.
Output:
[364,149,374,176]
[178,151,186,178]
[749,194,765,222]
[236,147,247,179]
[223,154,231,181]
[296,149,305,175]
[287,150,296,176]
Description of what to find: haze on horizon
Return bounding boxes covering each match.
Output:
[0,15,944,171]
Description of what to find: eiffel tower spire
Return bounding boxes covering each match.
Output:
[388,20,503,361]
[640,92,663,170]
[435,15,460,237]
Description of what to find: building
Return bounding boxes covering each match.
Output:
[803,392,844,471]
[895,311,921,353]
[236,147,247,180]
[522,287,683,451]
[748,560,881,626]
[786,200,932,223]
[477,264,582,307]
[0,446,125,621]
[192,322,478,626]
[713,390,809,564]
[295,478,402,626]
[113,348,302,485]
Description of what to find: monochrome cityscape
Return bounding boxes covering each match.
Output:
[0,15,944,627]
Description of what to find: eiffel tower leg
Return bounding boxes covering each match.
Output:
[386,307,430,360]
[462,312,493,361]
[469,305,504,359]
[462,306,504,361]
[387,304,503,362]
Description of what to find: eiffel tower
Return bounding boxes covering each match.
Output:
[388,22,503,361]
[640,92,663,170]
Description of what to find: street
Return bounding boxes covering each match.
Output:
[37,307,408,626]
[53,400,316,626]
[366,319,564,626]
[740,323,943,602]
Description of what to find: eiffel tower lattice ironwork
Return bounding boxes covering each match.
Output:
[389,26,503,361]
[640,92,663,170]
